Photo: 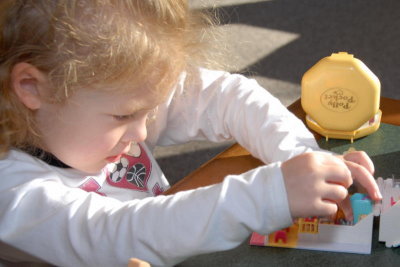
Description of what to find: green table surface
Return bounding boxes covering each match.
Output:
[318,123,400,179]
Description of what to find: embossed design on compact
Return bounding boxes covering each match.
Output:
[321,88,358,112]
[301,52,381,142]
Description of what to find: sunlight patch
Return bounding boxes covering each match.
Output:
[219,24,299,72]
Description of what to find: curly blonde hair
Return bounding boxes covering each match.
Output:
[0,0,220,156]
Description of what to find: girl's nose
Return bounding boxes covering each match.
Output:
[122,117,147,143]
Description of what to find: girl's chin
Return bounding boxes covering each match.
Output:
[75,163,108,174]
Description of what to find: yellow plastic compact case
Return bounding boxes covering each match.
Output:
[301,52,381,142]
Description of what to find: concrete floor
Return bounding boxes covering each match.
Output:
[155,0,400,186]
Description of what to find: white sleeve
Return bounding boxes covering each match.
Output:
[0,155,292,267]
[148,68,320,163]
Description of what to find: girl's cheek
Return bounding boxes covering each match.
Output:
[100,133,122,150]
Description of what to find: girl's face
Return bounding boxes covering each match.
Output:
[35,84,161,173]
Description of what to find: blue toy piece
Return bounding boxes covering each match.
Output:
[350,193,373,224]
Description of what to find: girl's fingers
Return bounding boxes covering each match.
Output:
[322,183,349,203]
[337,195,354,222]
[317,199,339,217]
[343,151,375,174]
[343,160,382,201]
[324,163,353,188]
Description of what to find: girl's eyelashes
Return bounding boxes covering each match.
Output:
[113,114,136,121]
[111,108,154,122]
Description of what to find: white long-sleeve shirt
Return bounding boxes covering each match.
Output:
[0,69,320,267]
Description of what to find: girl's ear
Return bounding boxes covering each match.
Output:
[11,62,48,110]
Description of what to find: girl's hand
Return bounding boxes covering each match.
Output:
[281,151,381,219]
[336,150,382,220]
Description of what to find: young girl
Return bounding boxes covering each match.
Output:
[0,0,381,266]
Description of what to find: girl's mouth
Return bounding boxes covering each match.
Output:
[106,154,123,163]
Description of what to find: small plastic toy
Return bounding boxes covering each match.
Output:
[301,52,381,142]
[249,176,400,254]
[350,193,373,224]
[375,177,400,248]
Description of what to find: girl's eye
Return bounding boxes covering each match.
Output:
[113,114,132,121]
[111,107,156,122]
[112,110,149,122]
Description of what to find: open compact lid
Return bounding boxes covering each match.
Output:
[301,52,381,142]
